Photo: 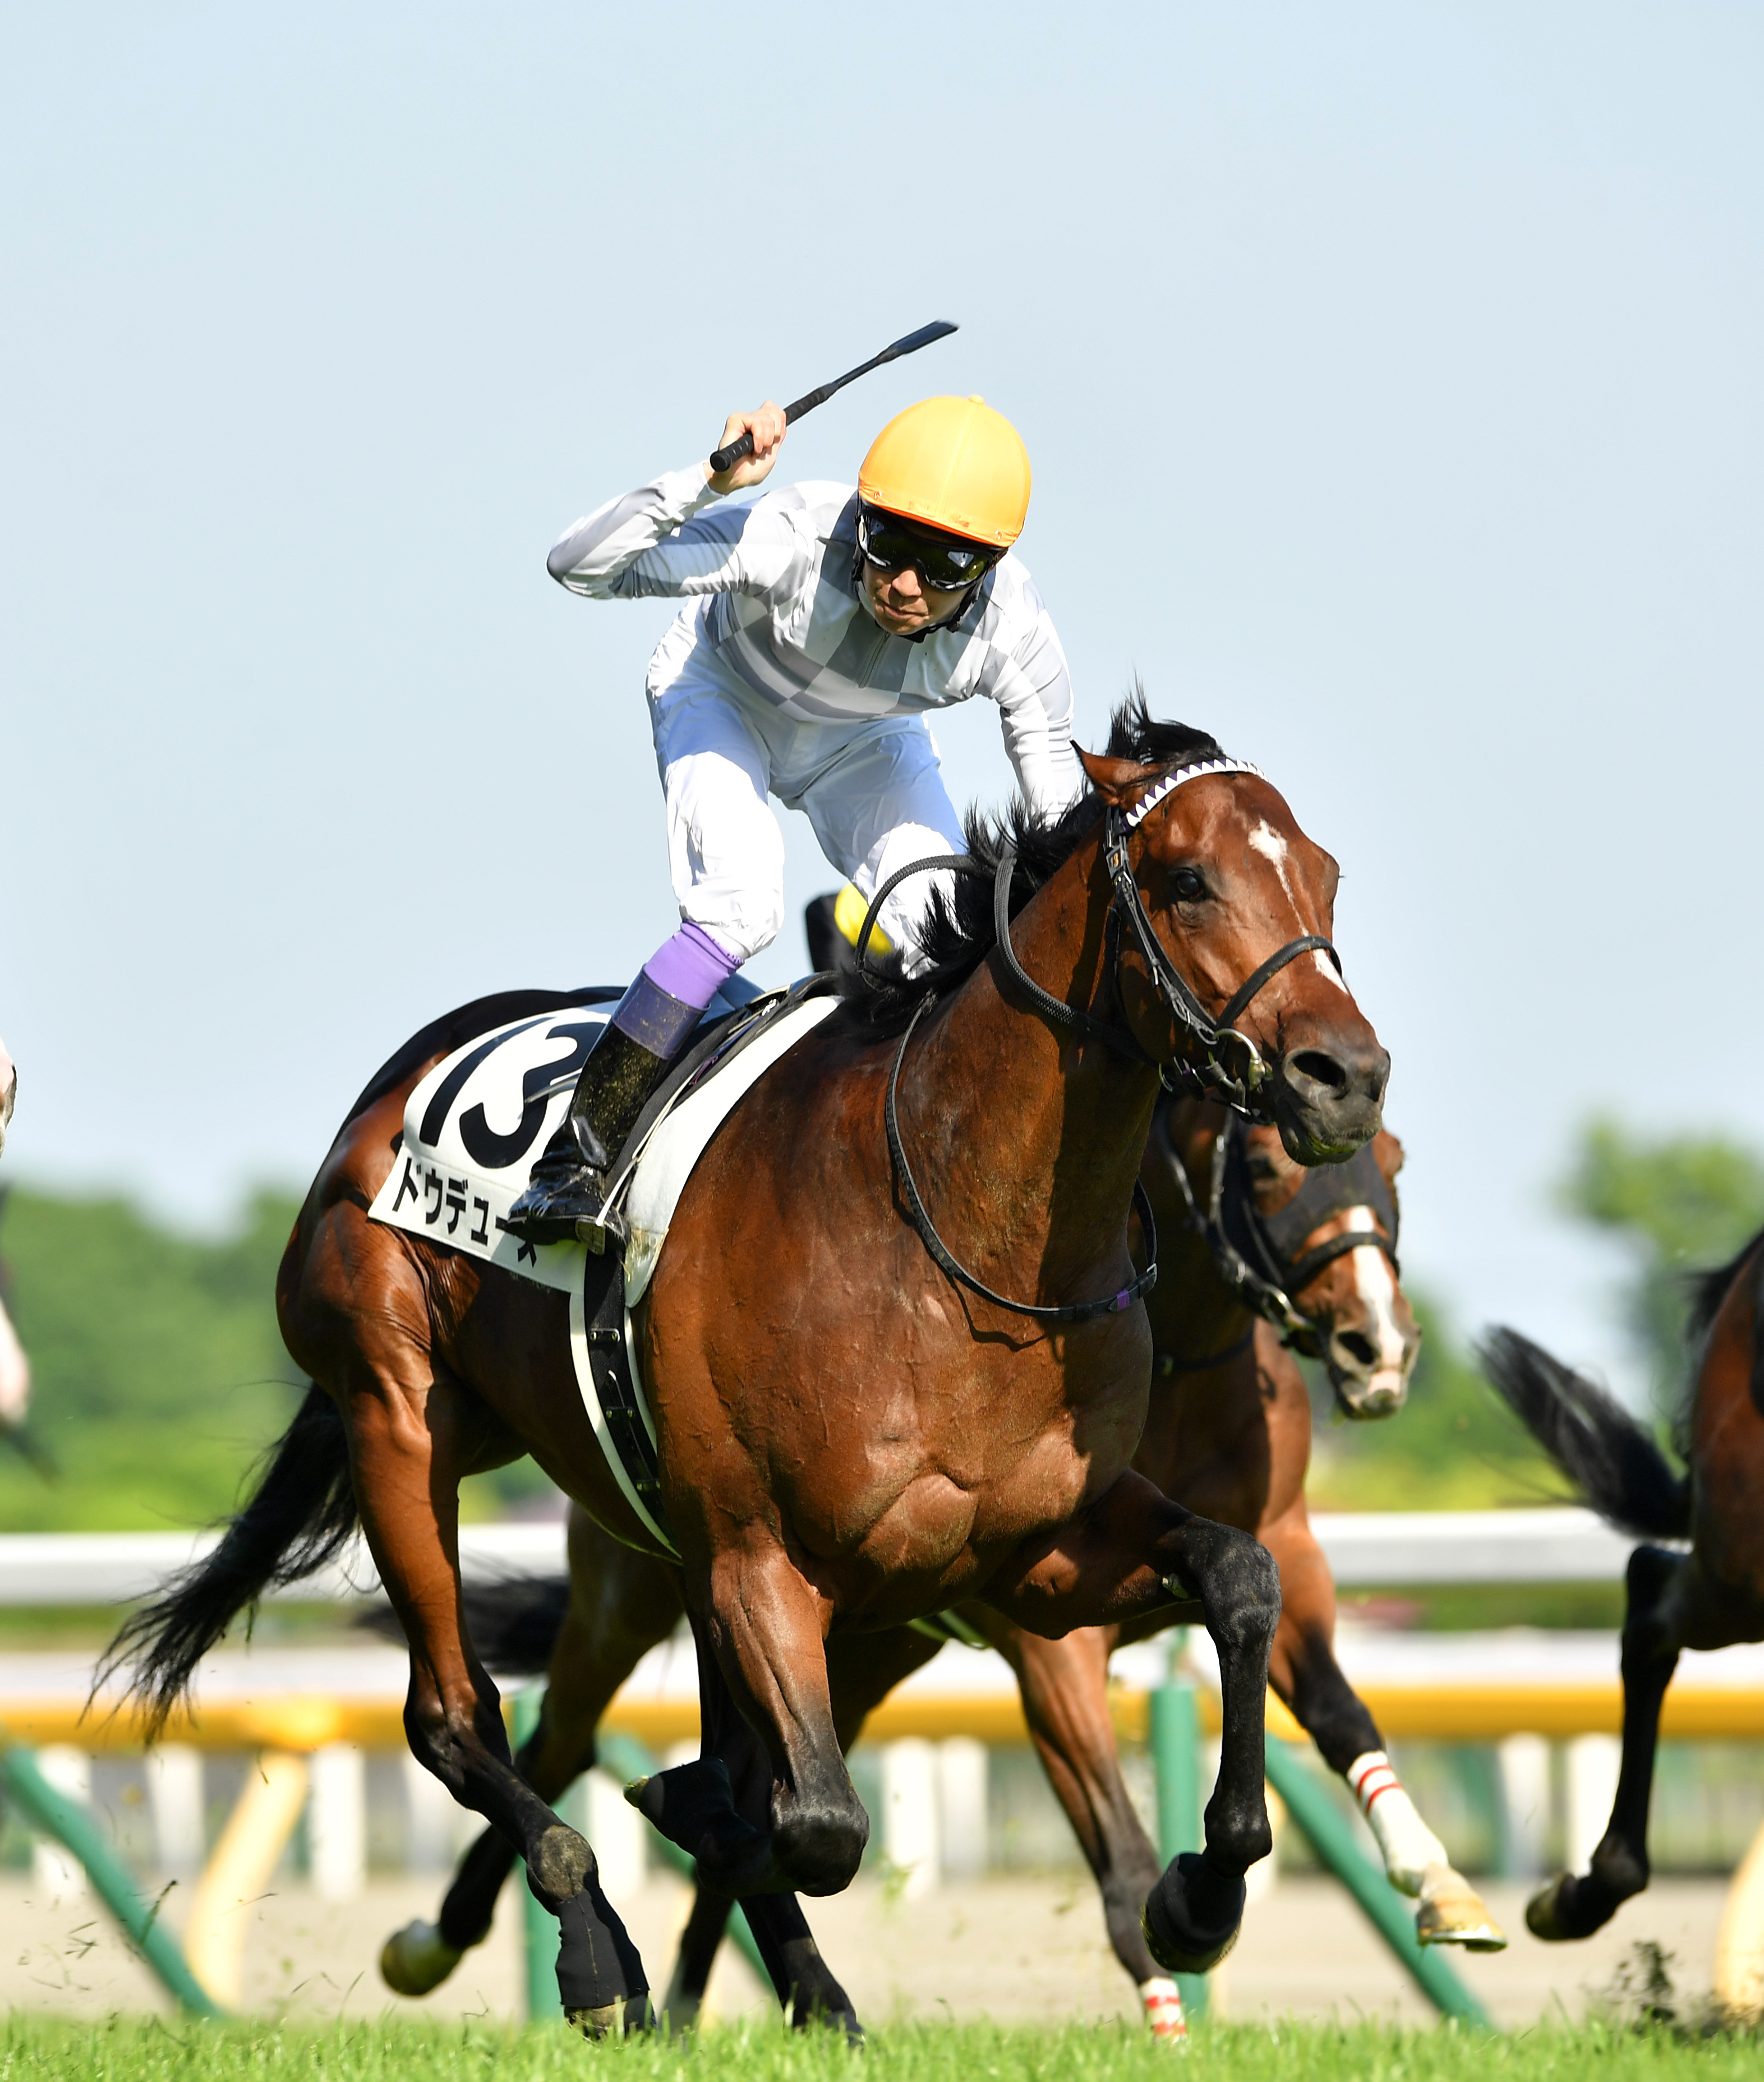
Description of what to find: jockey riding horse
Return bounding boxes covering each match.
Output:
[508,394,1072,1244]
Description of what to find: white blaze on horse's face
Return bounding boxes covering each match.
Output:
[1325,1206,1420,1419]
[1247,822,1345,995]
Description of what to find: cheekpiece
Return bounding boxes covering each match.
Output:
[1123,758,1264,831]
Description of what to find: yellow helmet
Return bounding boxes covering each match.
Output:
[858,396,1031,549]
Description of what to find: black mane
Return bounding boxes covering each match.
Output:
[841,692,1227,1030]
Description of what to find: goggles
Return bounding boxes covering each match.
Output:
[857,505,1001,593]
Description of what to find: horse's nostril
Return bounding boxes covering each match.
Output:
[1335,1330,1377,1369]
[1289,1049,1350,1095]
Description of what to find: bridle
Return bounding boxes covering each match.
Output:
[853,758,1343,1326]
[1158,1105,1400,1366]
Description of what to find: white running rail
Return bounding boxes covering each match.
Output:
[0,1508,1637,1605]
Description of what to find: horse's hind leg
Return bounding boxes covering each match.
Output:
[284,1220,649,2031]
[348,1375,646,2029]
[988,1473,1281,1977]
[384,1524,685,1998]
[1528,1542,1684,1941]
[1264,1518,1504,1950]
[989,1620,1182,2037]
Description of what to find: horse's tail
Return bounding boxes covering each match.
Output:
[460,1574,573,1674]
[353,1571,573,1676]
[95,1382,358,1734]
[1477,1326,1689,1541]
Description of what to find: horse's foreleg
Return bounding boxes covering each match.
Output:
[340,1361,648,2031]
[658,1620,931,2033]
[650,1646,865,2036]
[1262,1514,1503,1949]
[631,1540,868,1900]
[986,1616,1180,2032]
[986,1472,1278,1975]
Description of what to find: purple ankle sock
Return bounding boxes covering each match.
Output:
[642,920,742,1011]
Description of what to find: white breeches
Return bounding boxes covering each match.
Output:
[651,690,966,966]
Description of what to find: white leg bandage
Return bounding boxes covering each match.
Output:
[1347,1751,1449,1897]
[1139,1977,1187,2042]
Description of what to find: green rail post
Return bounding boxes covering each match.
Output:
[511,1688,560,2024]
[1262,1734,1491,2026]
[1148,1631,1209,2021]
[0,1740,222,2017]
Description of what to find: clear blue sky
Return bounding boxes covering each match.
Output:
[4,4,1761,1398]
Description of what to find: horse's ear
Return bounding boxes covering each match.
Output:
[1077,746,1154,807]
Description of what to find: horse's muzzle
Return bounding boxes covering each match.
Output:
[1269,1042,1389,1166]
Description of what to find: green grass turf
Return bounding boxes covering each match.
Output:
[0,2019,1758,2082]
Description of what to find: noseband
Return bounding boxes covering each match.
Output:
[1161,1108,1400,1362]
[854,759,1343,1326]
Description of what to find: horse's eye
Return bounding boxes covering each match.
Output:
[1171,867,1207,904]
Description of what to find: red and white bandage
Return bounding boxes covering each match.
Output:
[1346,1751,1449,1897]
[1140,1976,1188,2043]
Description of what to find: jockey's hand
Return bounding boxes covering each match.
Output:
[0,1043,13,1159]
[704,402,786,495]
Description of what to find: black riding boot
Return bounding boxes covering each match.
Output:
[506,972,702,1246]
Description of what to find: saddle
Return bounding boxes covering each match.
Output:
[368,974,845,1554]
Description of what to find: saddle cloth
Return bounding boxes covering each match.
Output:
[367,984,842,1553]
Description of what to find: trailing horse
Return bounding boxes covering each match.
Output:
[1480,1275,1762,1945]
[379,1090,1491,2035]
[102,703,1385,2031]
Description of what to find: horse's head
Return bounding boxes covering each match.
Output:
[1238,1123,1420,1418]
[1079,748,1388,1164]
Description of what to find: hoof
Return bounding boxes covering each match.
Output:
[1139,1975,1189,2043]
[552,1882,649,2024]
[1416,1864,1507,1951]
[627,1759,773,1894]
[1526,1865,1633,1944]
[379,1918,464,1997]
[1142,1851,1246,1975]
[566,1997,650,2040]
[1524,1874,1575,1942]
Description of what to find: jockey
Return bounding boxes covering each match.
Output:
[509,395,1080,1243]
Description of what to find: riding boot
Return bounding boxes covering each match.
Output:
[506,972,702,1247]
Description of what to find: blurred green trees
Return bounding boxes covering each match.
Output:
[8,1114,1764,1531]
[0,1186,550,1531]
[1306,1287,1559,1512]
[1559,1117,1764,1404]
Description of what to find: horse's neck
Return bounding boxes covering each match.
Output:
[908,835,1158,1295]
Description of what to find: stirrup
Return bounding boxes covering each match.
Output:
[506,1144,618,1247]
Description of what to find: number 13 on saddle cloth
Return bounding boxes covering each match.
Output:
[369,987,841,1554]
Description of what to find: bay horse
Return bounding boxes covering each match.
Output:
[383,1094,1495,2034]
[103,706,1387,2030]
[1482,1254,1764,1943]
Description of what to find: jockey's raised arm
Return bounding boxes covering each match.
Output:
[545,471,803,604]
[510,394,1080,1246]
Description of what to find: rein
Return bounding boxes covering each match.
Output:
[851,759,1343,1326]
[1160,1107,1400,1361]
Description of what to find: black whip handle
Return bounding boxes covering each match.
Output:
[707,320,957,473]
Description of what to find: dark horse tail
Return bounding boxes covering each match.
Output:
[356,1571,573,1677]
[1477,1325,1689,1542]
[96,1383,358,1731]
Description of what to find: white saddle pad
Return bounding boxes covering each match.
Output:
[366,988,841,1551]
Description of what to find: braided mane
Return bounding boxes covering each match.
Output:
[842,692,1227,1031]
